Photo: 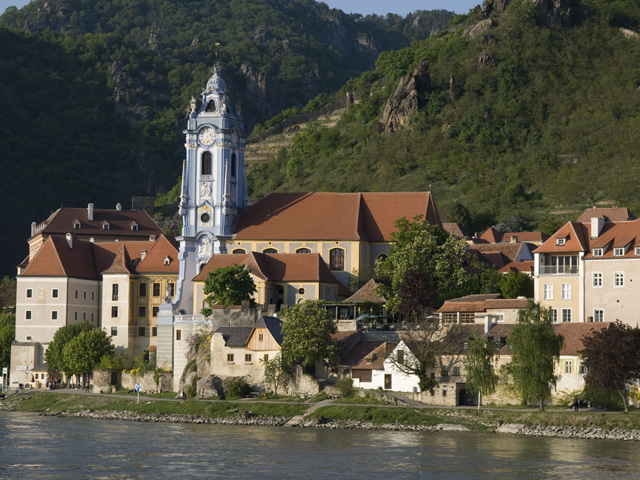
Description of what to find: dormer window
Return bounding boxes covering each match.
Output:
[556,237,566,246]
[614,247,626,257]
[164,256,171,266]
[131,222,139,231]
[635,247,640,256]
[73,220,81,229]
[593,248,603,257]
[103,221,110,230]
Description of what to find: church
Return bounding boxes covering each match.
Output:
[10,65,442,389]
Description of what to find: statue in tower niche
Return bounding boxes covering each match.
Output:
[172,62,248,313]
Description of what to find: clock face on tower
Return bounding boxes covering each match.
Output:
[198,128,215,146]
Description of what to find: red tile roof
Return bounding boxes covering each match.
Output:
[20,234,178,279]
[478,228,548,244]
[438,297,528,314]
[534,222,589,254]
[498,261,534,275]
[553,322,611,355]
[234,192,441,242]
[31,206,163,241]
[193,252,344,286]
[576,206,635,223]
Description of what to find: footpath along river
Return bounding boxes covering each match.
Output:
[2,411,640,479]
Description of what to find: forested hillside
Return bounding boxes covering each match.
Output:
[248,0,640,235]
[0,0,452,277]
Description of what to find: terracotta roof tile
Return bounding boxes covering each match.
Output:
[442,223,465,238]
[344,279,386,303]
[234,192,441,242]
[193,252,343,285]
[498,261,534,275]
[32,206,163,241]
[553,322,611,356]
[576,206,635,223]
[534,222,589,254]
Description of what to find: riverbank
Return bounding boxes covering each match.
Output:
[2,390,640,441]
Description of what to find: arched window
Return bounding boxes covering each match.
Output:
[232,248,246,254]
[376,253,388,263]
[201,151,212,176]
[205,100,216,112]
[329,248,345,271]
[230,153,237,178]
[263,248,278,254]
[296,248,311,254]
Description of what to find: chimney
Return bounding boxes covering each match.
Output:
[141,250,147,260]
[65,233,73,248]
[510,235,518,243]
[88,203,94,221]
[591,217,605,239]
[484,316,494,334]
[31,222,36,237]
[116,203,122,211]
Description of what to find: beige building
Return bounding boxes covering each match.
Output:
[210,316,283,386]
[437,294,529,325]
[534,216,640,326]
[192,252,350,312]
[231,192,442,289]
[12,204,178,384]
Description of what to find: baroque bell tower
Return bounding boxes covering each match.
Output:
[173,64,247,313]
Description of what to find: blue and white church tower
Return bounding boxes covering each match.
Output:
[173,64,247,314]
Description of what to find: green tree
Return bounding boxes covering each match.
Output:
[44,321,93,373]
[375,216,475,316]
[261,353,290,397]
[0,276,16,312]
[0,313,15,369]
[201,264,257,315]
[499,271,534,299]
[280,301,338,369]
[62,328,115,378]
[580,322,640,413]
[464,332,499,410]
[507,301,563,410]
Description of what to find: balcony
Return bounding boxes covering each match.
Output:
[538,265,579,275]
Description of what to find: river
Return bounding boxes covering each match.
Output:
[1,412,639,479]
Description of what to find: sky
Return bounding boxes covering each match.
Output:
[1,0,481,17]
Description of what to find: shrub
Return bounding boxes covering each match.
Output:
[336,377,354,397]
[225,378,252,399]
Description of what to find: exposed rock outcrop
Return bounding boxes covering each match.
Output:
[480,0,571,26]
[381,60,431,133]
[463,19,493,39]
[240,62,284,126]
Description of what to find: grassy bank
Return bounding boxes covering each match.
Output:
[2,391,639,432]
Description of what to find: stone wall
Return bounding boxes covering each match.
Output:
[121,371,173,393]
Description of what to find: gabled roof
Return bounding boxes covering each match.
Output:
[255,316,283,345]
[344,279,386,303]
[31,206,163,241]
[215,326,254,347]
[534,222,589,254]
[193,252,343,286]
[20,235,99,279]
[498,261,534,275]
[477,228,548,244]
[442,222,464,238]
[576,206,635,223]
[469,243,525,264]
[340,340,388,370]
[20,234,178,279]
[234,192,441,242]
